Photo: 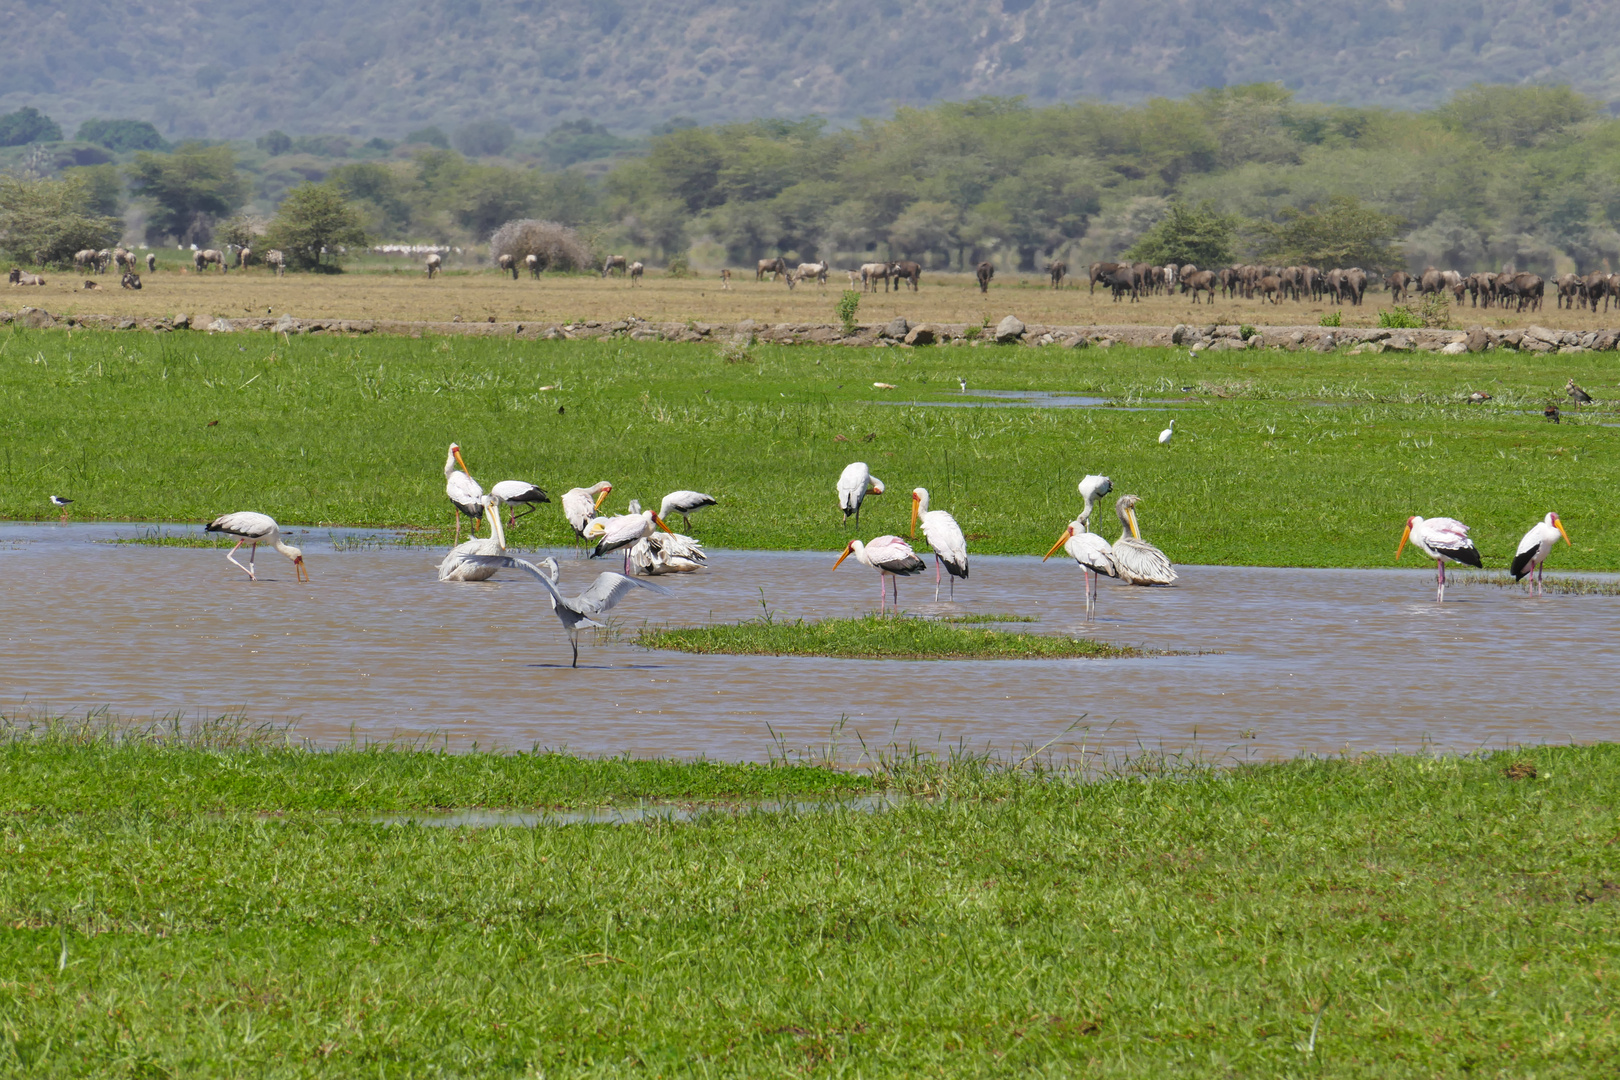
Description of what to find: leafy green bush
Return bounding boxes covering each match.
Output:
[0,174,122,266]
[1378,306,1424,329]
[1319,311,1342,327]
[835,289,861,335]
[1239,324,1257,340]
[665,253,691,278]
[261,182,369,271]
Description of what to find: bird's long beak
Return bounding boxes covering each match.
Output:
[1396,523,1411,562]
[594,489,610,509]
[832,541,855,570]
[1043,527,1074,562]
[1557,518,1572,546]
[1126,506,1142,541]
[653,513,675,535]
[295,556,310,583]
[453,448,471,476]
[909,497,919,538]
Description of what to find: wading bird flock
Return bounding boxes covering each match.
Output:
[182,433,1575,664]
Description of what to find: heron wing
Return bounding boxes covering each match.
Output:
[574,572,673,614]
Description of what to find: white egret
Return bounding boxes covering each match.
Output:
[837,462,885,525]
[443,443,484,542]
[204,512,309,582]
[1112,494,1177,585]
[909,487,968,601]
[1043,510,1119,617]
[1159,419,1175,445]
[658,490,717,531]
[833,535,926,614]
[458,554,671,667]
[1397,515,1483,602]
[1511,512,1572,594]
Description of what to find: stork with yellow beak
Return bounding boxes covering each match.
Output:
[910,487,968,601]
[443,443,485,543]
[1044,509,1119,617]
[1397,515,1482,602]
[1510,512,1571,595]
[833,535,926,614]
[561,481,614,542]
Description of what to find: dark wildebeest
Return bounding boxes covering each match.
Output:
[603,255,629,278]
[121,272,141,290]
[1088,261,1120,294]
[755,257,786,282]
[890,260,921,292]
[146,252,157,273]
[628,261,644,285]
[1046,260,1067,289]
[1180,269,1217,304]
[1107,266,1139,302]
[526,254,541,279]
[976,261,995,294]
[193,249,226,273]
[425,253,441,278]
[1554,273,1582,309]
[1386,271,1413,302]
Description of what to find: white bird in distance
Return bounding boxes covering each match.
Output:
[204,511,309,582]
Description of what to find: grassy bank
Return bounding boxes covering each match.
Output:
[3,328,1619,567]
[637,614,1138,659]
[0,721,1616,1075]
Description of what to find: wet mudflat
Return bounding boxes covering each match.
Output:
[2,521,1614,762]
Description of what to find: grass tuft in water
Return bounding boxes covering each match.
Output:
[1452,571,1620,596]
[636,614,1136,660]
[929,611,1037,623]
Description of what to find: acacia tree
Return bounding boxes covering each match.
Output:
[0,175,122,266]
[1125,201,1234,266]
[262,182,369,271]
[127,144,248,245]
[1258,196,1402,271]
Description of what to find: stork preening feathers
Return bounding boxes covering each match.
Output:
[837,462,885,525]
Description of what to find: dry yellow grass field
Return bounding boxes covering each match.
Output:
[11,265,1617,330]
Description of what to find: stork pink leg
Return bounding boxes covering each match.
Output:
[934,554,942,602]
[224,539,257,579]
[1436,559,1445,602]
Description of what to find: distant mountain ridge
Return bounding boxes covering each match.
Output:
[2,0,1617,141]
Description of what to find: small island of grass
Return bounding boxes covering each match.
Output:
[636,614,1139,660]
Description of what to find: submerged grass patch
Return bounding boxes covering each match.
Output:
[1452,570,1620,595]
[0,724,1617,1075]
[636,614,1136,660]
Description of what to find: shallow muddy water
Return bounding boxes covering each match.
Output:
[2,522,1615,763]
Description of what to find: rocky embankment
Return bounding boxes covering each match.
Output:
[1,307,1613,353]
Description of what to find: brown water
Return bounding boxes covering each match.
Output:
[3,522,1615,763]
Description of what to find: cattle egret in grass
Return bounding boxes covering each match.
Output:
[1159,419,1175,445]
[444,443,484,542]
[1111,495,1177,585]
[833,535,926,614]
[1511,512,1571,595]
[838,462,885,526]
[910,488,968,601]
[205,512,309,582]
[1044,509,1120,617]
[1397,516,1482,602]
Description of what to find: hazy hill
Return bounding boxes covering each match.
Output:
[2,0,1618,141]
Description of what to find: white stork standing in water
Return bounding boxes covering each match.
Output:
[437,496,508,582]
[837,462,885,525]
[1397,515,1482,602]
[1044,509,1119,617]
[622,500,707,575]
[833,535,926,614]
[454,554,671,667]
[1111,494,1177,585]
[585,507,676,573]
[204,512,309,582]
[444,443,485,542]
[658,490,717,531]
[488,479,549,526]
[561,481,613,541]
[1510,512,1571,595]
[910,487,968,601]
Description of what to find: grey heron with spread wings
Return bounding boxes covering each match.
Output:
[459,554,670,666]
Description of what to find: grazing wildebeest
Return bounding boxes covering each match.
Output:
[1386,271,1413,302]
[1107,266,1138,302]
[860,261,891,292]
[497,253,518,280]
[425,252,441,278]
[96,248,113,273]
[9,268,45,285]
[1088,261,1120,295]
[1555,273,1582,309]
[194,249,226,273]
[889,260,920,291]
[74,249,99,272]
[121,272,141,290]
[754,257,785,282]
[1180,269,1217,304]
[526,254,541,278]
[976,261,994,294]
[265,250,286,277]
[1046,260,1067,289]
[795,261,829,286]
[146,252,156,273]
[603,255,629,278]
[628,261,644,285]
[235,247,251,269]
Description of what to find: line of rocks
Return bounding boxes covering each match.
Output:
[2,307,1616,353]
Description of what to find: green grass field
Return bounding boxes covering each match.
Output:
[2,327,1619,568]
[637,614,1138,659]
[1,720,1616,1076]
